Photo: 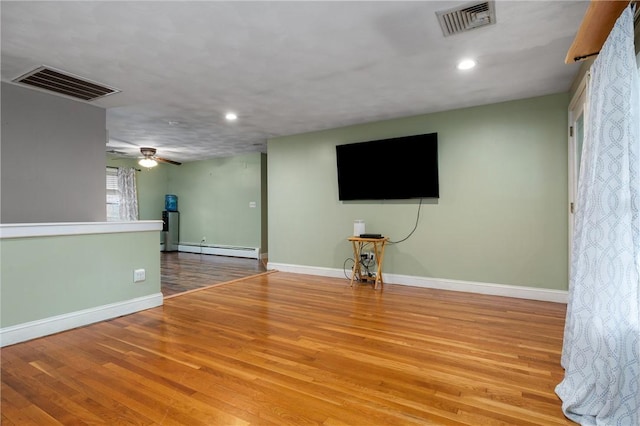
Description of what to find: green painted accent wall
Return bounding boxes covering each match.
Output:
[268,93,569,290]
[260,154,269,255]
[0,231,160,327]
[167,153,265,248]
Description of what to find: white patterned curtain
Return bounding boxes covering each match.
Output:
[117,167,139,221]
[556,5,640,425]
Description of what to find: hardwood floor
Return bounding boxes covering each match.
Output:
[161,252,268,297]
[1,273,576,425]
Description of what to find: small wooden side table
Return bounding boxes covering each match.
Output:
[348,236,389,290]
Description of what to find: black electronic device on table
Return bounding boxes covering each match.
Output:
[360,233,384,239]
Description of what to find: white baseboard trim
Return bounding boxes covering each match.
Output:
[0,293,164,347]
[267,262,568,304]
[178,244,260,259]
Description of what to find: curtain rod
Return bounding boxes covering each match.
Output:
[107,165,142,172]
[573,51,599,62]
[566,0,636,63]
[573,1,639,62]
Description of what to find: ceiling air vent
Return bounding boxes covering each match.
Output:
[12,66,120,101]
[436,1,496,37]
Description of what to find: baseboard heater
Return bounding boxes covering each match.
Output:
[177,244,260,259]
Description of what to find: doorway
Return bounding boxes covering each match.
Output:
[161,252,268,297]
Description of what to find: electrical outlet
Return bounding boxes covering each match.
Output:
[133,269,146,283]
[360,252,375,261]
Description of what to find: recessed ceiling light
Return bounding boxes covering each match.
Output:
[225,112,238,121]
[457,59,476,70]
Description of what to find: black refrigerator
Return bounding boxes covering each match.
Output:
[162,210,180,252]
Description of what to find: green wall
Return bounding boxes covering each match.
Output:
[1,230,160,328]
[260,154,268,255]
[167,153,266,250]
[268,93,569,290]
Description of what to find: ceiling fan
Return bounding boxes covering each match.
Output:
[138,147,182,167]
[106,148,128,157]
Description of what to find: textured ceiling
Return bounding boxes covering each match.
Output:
[1,1,588,163]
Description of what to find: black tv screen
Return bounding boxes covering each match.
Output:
[336,133,439,200]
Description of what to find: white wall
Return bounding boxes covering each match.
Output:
[1,82,106,223]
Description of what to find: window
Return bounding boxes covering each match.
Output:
[106,167,120,221]
[106,166,139,221]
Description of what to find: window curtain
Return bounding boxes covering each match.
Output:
[117,167,139,221]
[556,5,640,426]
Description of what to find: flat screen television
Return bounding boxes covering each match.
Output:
[335,132,439,200]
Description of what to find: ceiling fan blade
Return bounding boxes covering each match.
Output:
[108,137,139,148]
[155,156,182,166]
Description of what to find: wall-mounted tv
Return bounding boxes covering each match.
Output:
[336,132,439,201]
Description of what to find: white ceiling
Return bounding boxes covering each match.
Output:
[1,1,588,163]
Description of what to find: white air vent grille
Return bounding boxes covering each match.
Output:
[12,66,120,101]
[436,1,496,37]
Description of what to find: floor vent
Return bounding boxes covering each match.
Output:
[12,66,120,101]
[436,1,496,37]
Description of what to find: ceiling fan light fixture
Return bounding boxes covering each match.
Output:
[139,158,158,168]
[457,59,477,70]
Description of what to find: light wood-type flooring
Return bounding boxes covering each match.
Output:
[1,270,576,425]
